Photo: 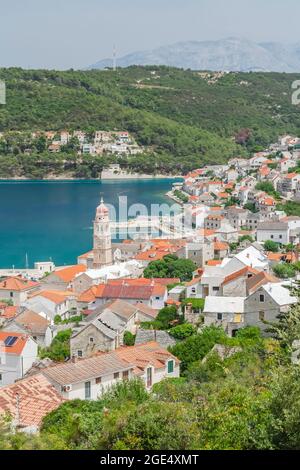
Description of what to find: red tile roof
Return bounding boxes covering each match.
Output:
[214,241,229,251]
[0,374,65,428]
[0,306,18,319]
[206,260,222,266]
[114,342,180,375]
[30,290,76,305]
[0,277,39,292]
[222,267,258,286]
[53,265,86,282]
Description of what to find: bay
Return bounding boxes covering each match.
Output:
[0,179,179,268]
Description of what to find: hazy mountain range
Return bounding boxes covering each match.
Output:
[88,37,300,72]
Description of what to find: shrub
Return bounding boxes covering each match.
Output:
[123,331,136,346]
[273,263,296,279]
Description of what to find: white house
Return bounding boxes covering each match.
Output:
[89,281,167,311]
[185,277,203,299]
[256,222,290,245]
[25,290,77,321]
[0,277,40,306]
[72,261,143,294]
[42,342,180,400]
[0,332,38,387]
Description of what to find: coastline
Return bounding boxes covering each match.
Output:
[0,172,182,182]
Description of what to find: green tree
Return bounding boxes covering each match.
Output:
[40,329,72,361]
[170,326,227,371]
[264,240,279,253]
[144,255,196,282]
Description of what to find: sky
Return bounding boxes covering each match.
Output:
[1,0,300,69]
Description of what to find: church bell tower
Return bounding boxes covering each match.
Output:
[93,197,113,269]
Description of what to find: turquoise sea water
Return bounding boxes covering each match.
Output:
[0,179,179,268]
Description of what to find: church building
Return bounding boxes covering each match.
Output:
[92,198,113,269]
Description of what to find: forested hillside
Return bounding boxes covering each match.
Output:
[0,66,300,176]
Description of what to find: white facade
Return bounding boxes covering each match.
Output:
[257,226,290,245]
[0,337,38,387]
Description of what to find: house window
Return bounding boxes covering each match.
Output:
[122,370,129,381]
[217,313,223,321]
[259,294,265,303]
[213,287,220,292]
[95,377,102,384]
[259,311,265,322]
[84,381,91,399]
[10,292,13,298]
[271,235,274,239]
[77,350,83,358]
[167,360,174,374]
[155,297,160,300]
[146,367,152,388]
[114,372,120,380]
[279,235,282,240]
[89,337,94,343]
[0,374,2,382]
[191,287,196,294]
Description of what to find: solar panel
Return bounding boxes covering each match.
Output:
[4,336,18,347]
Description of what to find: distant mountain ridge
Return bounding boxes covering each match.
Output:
[88,37,300,72]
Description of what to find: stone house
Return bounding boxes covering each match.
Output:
[71,300,159,357]
[203,296,245,337]
[183,240,214,267]
[220,267,258,297]
[244,282,297,331]
[71,300,140,357]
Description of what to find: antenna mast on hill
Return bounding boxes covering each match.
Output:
[113,44,117,71]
